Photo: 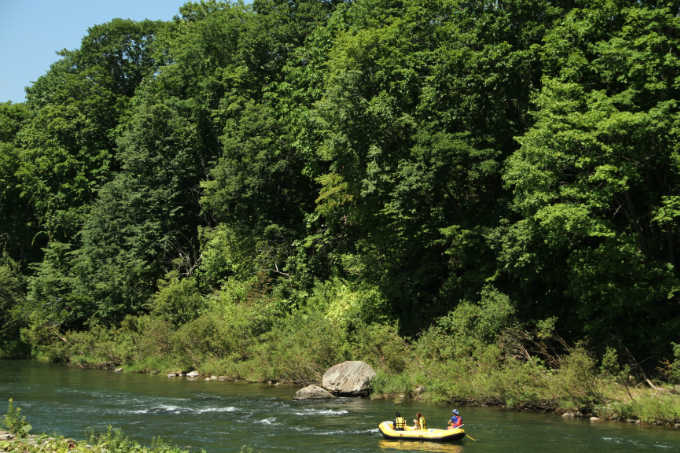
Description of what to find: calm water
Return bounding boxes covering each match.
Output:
[1,360,679,452]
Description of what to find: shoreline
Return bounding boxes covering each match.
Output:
[0,428,190,453]
[26,358,680,431]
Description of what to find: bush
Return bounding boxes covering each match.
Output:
[415,286,515,360]
[493,356,550,409]
[3,398,31,438]
[0,260,28,358]
[248,309,346,383]
[553,346,602,410]
[307,278,388,330]
[86,426,191,452]
[171,291,275,369]
[370,370,414,396]
[669,342,680,385]
[348,323,409,372]
[150,273,205,326]
[171,313,231,368]
[194,225,256,290]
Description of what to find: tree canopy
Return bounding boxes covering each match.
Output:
[1,0,679,371]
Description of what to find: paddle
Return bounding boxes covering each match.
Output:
[459,424,478,441]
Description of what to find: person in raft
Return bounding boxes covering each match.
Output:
[448,409,462,429]
[393,412,406,430]
[413,412,427,430]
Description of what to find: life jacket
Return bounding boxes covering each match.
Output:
[394,416,406,430]
[450,415,462,427]
[418,415,427,429]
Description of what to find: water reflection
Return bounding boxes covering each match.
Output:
[378,439,464,452]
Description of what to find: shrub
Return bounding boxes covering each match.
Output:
[150,273,205,326]
[307,278,388,330]
[670,342,680,384]
[194,225,256,290]
[494,356,550,409]
[600,347,621,377]
[0,260,29,358]
[413,286,515,361]
[553,345,602,410]
[3,398,31,438]
[370,370,414,396]
[348,323,409,372]
[249,309,346,383]
[171,313,230,367]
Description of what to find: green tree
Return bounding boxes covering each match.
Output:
[303,0,561,332]
[503,2,680,361]
[0,102,39,264]
[16,19,161,242]
[0,256,28,357]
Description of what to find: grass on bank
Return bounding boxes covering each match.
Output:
[2,399,265,453]
[2,399,189,453]
[19,279,680,427]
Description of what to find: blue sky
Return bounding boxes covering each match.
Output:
[0,0,191,103]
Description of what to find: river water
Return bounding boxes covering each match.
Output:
[1,360,679,452]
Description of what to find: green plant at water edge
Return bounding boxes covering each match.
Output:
[668,342,680,385]
[370,370,414,396]
[85,426,195,452]
[239,446,262,453]
[553,346,603,411]
[3,398,31,438]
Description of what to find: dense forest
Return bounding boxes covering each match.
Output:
[1,0,680,414]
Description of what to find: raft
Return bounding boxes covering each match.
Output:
[378,439,463,452]
[377,421,465,442]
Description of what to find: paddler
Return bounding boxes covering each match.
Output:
[413,412,426,430]
[448,408,462,429]
[393,412,406,430]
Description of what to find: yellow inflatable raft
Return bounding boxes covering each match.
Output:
[378,421,465,442]
[378,439,463,452]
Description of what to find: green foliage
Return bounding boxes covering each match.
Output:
[151,273,204,326]
[600,347,622,377]
[598,393,680,425]
[306,278,388,330]
[370,370,414,397]
[0,103,38,264]
[503,1,680,361]
[47,425,192,453]
[194,225,256,289]
[416,286,515,360]
[3,398,31,438]
[554,346,603,410]
[17,19,161,243]
[494,357,550,409]
[348,322,408,373]
[0,425,193,452]
[24,241,87,332]
[0,257,29,358]
[669,342,680,384]
[249,309,346,383]
[3,0,680,411]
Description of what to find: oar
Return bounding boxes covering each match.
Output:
[459,424,478,441]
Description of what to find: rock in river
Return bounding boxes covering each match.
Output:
[294,384,336,400]
[322,361,376,396]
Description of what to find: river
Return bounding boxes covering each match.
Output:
[1,360,679,452]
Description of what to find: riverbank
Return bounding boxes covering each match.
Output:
[19,287,680,431]
[28,346,680,430]
[0,428,192,453]
[4,359,680,453]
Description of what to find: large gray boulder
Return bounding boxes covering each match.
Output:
[294,384,335,400]
[322,361,376,396]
